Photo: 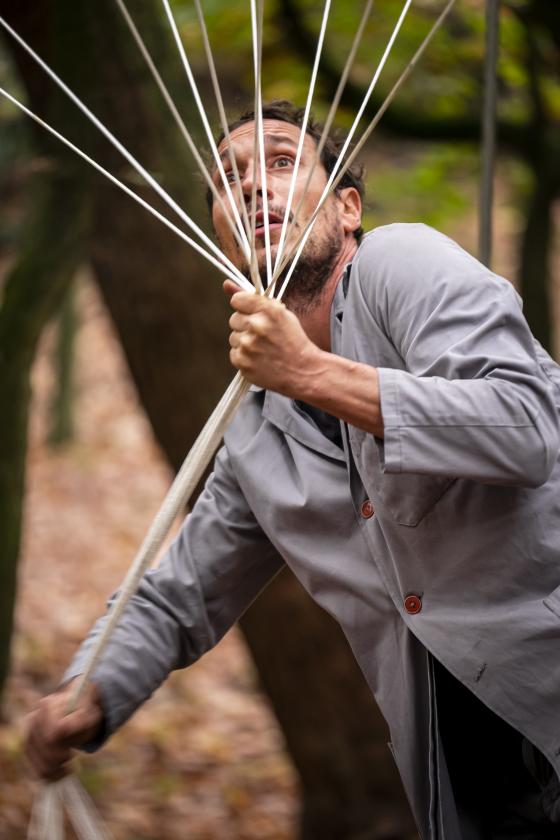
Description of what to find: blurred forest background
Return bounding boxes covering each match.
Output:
[0,0,559,837]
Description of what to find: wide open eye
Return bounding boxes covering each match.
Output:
[271,155,294,170]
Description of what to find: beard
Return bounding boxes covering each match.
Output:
[267,225,343,315]
[241,210,345,315]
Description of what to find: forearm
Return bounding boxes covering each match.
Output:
[64,446,284,744]
[292,347,384,437]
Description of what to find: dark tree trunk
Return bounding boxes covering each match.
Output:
[518,172,555,351]
[240,574,416,839]
[0,167,88,703]
[49,282,77,446]
[3,1,414,835]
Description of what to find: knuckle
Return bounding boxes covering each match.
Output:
[251,315,268,336]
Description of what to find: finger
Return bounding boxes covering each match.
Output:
[223,279,239,299]
[26,734,73,781]
[229,346,251,371]
[56,709,101,748]
[229,311,251,332]
[32,700,98,749]
[229,291,259,314]
[247,313,271,337]
[32,750,72,782]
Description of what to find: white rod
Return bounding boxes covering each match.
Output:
[67,372,251,711]
[315,0,413,200]
[0,14,248,287]
[114,0,251,262]
[248,1,262,293]
[275,0,414,297]
[252,0,272,289]
[272,0,332,275]
[286,0,375,249]
[160,0,250,257]
[62,776,112,840]
[277,0,457,300]
[193,0,259,288]
[0,86,252,290]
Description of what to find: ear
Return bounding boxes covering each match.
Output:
[337,187,362,237]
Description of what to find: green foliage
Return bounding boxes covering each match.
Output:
[364,143,476,231]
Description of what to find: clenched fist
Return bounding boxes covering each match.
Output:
[25,681,104,781]
[224,280,323,397]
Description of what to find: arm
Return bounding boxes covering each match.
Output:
[225,225,559,487]
[27,446,284,776]
[353,224,560,486]
[224,283,384,436]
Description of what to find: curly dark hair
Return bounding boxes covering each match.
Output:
[206,99,365,242]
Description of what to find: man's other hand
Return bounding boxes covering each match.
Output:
[25,681,104,781]
[224,280,322,397]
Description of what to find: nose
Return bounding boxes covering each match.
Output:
[240,160,272,206]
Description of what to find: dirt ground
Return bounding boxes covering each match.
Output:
[0,276,297,839]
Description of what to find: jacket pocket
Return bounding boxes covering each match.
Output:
[376,472,455,527]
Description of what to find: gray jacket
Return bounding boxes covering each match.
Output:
[67,224,560,838]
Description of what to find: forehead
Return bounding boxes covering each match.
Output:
[218,118,316,156]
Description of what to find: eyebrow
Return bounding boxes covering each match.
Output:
[218,133,299,166]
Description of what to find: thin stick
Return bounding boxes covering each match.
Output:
[114,0,251,262]
[0,86,252,290]
[276,0,456,300]
[252,0,271,290]
[274,0,412,294]
[272,0,332,276]
[274,0,412,292]
[62,777,112,840]
[285,0,375,253]
[193,0,256,278]
[0,14,247,287]
[160,0,250,259]
[66,372,251,711]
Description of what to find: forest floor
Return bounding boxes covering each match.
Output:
[0,276,297,840]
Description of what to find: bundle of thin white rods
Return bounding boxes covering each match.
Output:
[0,1,457,836]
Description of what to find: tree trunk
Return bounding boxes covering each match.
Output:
[240,574,416,839]
[0,167,88,703]
[49,282,77,446]
[518,166,556,351]
[4,1,414,834]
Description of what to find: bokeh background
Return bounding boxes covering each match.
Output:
[0,1,559,837]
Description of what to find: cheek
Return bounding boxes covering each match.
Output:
[296,186,322,222]
[212,208,231,248]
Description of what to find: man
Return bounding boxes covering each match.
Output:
[26,101,560,838]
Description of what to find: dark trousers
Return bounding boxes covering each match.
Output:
[433,660,560,839]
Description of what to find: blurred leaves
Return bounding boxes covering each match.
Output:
[364,143,477,229]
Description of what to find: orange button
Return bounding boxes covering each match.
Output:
[361,499,374,519]
[404,594,422,615]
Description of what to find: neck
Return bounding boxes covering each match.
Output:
[295,235,358,352]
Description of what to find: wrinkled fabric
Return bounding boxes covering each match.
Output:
[66,224,560,838]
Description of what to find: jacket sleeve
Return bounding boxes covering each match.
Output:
[63,445,284,744]
[354,224,560,487]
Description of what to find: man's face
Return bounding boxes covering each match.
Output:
[211,119,350,303]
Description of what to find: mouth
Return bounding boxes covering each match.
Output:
[253,209,288,239]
